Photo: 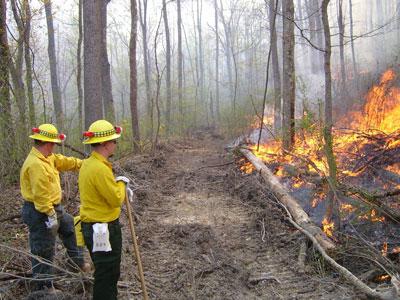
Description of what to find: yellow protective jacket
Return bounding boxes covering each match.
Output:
[20,147,82,216]
[78,151,125,223]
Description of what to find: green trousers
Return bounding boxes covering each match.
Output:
[82,219,122,300]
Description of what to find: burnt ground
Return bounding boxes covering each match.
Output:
[0,132,357,299]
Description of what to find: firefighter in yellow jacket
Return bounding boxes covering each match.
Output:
[78,120,132,300]
[20,124,89,291]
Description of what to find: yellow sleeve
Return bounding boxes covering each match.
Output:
[28,165,55,216]
[54,154,82,171]
[95,166,126,208]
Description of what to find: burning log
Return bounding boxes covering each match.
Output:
[239,148,335,251]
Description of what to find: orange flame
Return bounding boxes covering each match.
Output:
[322,217,334,238]
[381,242,388,257]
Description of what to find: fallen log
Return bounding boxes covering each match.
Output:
[240,147,400,299]
[239,148,335,251]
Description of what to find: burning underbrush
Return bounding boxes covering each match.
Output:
[237,69,400,282]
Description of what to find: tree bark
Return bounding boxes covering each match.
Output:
[348,0,357,85]
[162,0,172,135]
[130,0,140,151]
[44,0,63,130]
[282,0,295,150]
[83,0,103,129]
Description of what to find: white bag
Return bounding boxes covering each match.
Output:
[92,223,112,252]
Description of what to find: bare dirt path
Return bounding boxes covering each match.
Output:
[118,133,355,299]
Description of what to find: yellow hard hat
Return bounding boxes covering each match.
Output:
[82,120,122,144]
[29,124,66,143]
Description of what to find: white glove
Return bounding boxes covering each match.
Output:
[45,213,58,235]
[116,176,130,184]
[127,187,134,202]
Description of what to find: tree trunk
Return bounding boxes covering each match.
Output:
[77,0,83,132]
[282,0,295,150]
[130,0,140,151]
[101,0,115,123]
[177,0,183,129]
[348,0,357,82]
[321,0,339,231]
[23,0,35,128]
[197,0,205,117]
[45,0,64,130]
[337,0,346,91]
[214,0,220,122]
[162,0,172,135]
[269,0,282,134]
[138,0,152,137]
[83,0,103,129]
[0,0,14,170]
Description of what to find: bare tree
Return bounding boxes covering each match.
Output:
[321,0,339,229]
[162,0,172,134]
[44,0,63,130]
[177,0,184,128]
[23,0,35,128]
[214,0,220,122]
[77,0,83,132]
[0,0,14,167]
[83,0,103,128]
[130,0,140,151]
[269,0,281,134]
[348,0,357,81]
[138,0,153,136]
[282,0,295,150]
[337,0,346,91]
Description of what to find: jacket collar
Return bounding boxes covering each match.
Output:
[91,151,112,168]
[30,147,50,162]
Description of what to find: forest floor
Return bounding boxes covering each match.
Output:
[0,130,358,299]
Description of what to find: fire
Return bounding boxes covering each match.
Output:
[381,242,388,256]
[322,217,334,238]
[340,203,356,213]
[392,246,400,254]
[239,159,255,174]
[358,209,385,222]
[376,274,391,282]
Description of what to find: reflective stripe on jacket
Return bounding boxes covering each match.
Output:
[78,151,125,223]
[20,147,82,216]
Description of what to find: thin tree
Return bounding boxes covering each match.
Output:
[269,0,281,134]
[0,0,14,176]
[337,0,346,91]
[177,0,184,129]
[214,0,220,122]
[130,0,140,151]
[321,0,339,229]
[77,0,83,132]
[282,0,295,150]
[348,0,357,82]
[44,0,63,130]
[162,0,172,135]
[138,0,152,137]
[23,0,35,128]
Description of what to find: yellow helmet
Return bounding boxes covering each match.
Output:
[29,124,66,143]
[82,120,122,144]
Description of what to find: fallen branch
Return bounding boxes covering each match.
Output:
[239,148,335,251]
[275,198,399,300]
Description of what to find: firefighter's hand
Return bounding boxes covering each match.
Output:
[127,187,134,202]
[45,213,59,235]
[116,176,130,185]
